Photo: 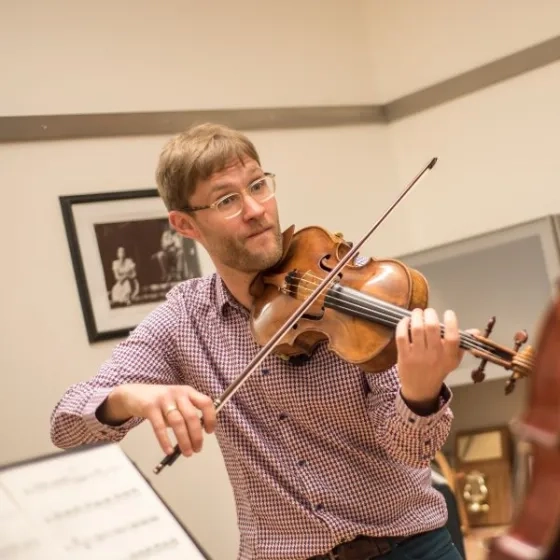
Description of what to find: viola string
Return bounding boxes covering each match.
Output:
[286,281,491,354]
[286,281,534,371]
[284,278,487,352]
[293,275,534,371]
[282,273,534,370]
[297,272,505,350]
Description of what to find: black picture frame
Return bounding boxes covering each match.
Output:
[59,189,202,343]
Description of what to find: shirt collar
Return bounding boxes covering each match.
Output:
[215,274,245,316]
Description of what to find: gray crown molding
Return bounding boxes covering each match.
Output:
[0,105,386,143]
[384,34,560,121]
[1,34,559,143]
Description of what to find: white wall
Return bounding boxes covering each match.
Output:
[0,0,376,115]
[361,0,560,256]
[385,61,560,256]
[365,0,560,101]
[2,1,560,559]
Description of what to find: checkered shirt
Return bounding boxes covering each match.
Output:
[50,273,453,560]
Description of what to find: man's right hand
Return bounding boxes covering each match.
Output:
[100,384,217,457]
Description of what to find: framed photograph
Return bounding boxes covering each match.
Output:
[59,189,202,343]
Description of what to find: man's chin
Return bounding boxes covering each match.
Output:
[241,247,283,273]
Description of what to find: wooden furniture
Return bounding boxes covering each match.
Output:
[454,426,514,527]
[434,450,471,536]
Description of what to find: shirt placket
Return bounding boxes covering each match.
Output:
[260,359,335,525]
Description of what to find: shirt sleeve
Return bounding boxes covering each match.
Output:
[365,365,453,469]
[50,297,183,450]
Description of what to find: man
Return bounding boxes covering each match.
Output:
[51,123,466,560]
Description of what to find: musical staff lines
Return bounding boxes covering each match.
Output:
[0,444,209,559]
[63,515,159,553]
[23,465,121,496]
[127,537,180,559]
[45,487,140,524]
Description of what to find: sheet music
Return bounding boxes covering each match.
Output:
[0,444,209,559]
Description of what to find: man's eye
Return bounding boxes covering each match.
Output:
[250,180,265,192]
[216,195,237,209]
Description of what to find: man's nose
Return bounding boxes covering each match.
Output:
[241,193,266,220]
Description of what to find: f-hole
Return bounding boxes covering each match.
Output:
[288,256,339,323]
[320,254,343,281]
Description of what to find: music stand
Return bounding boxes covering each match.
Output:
[0,442,212,559]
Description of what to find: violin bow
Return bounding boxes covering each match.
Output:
[153,157,438,474]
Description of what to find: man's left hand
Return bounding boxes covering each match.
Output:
[395,308,464,409]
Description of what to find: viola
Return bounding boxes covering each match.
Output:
[249,223,534,392]
[153,158,534,474]
[486,280,560,559]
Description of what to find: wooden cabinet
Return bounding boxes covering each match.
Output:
[453,426,514,527]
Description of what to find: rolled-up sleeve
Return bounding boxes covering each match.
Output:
[365,366,453,468]
[50,298,183,450]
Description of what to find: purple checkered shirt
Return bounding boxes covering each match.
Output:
[50,273,453,560]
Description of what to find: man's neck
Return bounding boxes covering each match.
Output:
[214,264,256,310]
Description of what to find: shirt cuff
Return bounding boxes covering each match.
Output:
[395,384,452,430]
[83,387,138,439]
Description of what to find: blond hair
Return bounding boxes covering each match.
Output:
[155,123,261,211]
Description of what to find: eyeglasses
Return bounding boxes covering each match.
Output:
[180,172,276,220]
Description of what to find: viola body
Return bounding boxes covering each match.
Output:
[249,225,429,373]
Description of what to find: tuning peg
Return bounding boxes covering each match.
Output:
[513,329,528,351]
[471,316,496,384]
[504,330,529,394]
[504,375,519,395]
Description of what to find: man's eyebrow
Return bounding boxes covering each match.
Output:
[208,182,235,196]
[208,170,264,196]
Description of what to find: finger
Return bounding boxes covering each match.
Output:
[423,308,441,349]
[443,309,461,355]
[148,406,174,456]
[409,308,426,348]
[395,316,411,356]
[188,389,217,434]
[176,396,204,453]
[163,401,194,457]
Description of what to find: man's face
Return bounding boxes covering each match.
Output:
[187,157,283,274]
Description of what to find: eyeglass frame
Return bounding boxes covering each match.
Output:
[178,172,276,219]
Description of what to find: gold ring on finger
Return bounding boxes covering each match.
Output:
[164,404,179,418]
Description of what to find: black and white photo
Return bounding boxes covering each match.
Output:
[60,189,202,342]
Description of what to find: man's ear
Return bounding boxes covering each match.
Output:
[169,210,200,241]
